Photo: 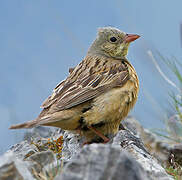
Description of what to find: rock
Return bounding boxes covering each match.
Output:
[9,140,37,160]
[55,130,172,180]
[56,145,149,180]
[169,144,182,166]
[24,126,59,141]
[61,131,82,162]
[122,117,171,165]
[113,130,172,179]
[0,152,34,180]
[0,161,24,180]
[0,117,173,180]
[1,138,59,180]
[123,117,182,168]
[27,151,55,170]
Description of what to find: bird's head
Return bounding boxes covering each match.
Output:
[88,27,140,59]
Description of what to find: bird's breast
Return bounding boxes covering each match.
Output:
[85,73,139,125]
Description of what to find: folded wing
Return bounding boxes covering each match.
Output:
[41,56,129,112]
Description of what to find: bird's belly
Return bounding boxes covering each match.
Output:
[83,80,138,127]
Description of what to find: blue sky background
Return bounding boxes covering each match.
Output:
[0,0,182,154]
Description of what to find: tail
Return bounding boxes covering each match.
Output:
[9,119,38,129]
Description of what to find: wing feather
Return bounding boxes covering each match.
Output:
[41,56,129,112]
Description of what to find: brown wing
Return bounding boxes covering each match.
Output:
[9,56,130,129]
[41,56,129,112]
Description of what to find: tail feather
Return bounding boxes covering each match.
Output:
[9,120,37,129]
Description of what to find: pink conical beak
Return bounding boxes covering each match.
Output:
[124,34,140,43]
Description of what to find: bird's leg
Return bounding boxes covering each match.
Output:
[75,126,84,136]
[76,128,82,135]
[87,126,110,143]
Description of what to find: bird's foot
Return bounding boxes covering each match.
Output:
[103,138,110,144]
[87,126,110,143]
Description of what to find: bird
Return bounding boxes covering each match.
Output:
[10,27,140,144]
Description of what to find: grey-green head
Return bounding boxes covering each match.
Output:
[88,27,140,59]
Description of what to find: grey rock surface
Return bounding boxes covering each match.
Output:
[122,116,181,167]
[24,126,58,141]
[113,130,172,180]
[0,161,24,180]
[0,117,173,180]
[169,143,182,166]
[0,151,34,180]
[56,130,172,180]
[56,145,149,180]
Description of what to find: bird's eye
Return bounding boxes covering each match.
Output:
[110,36,117,42]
